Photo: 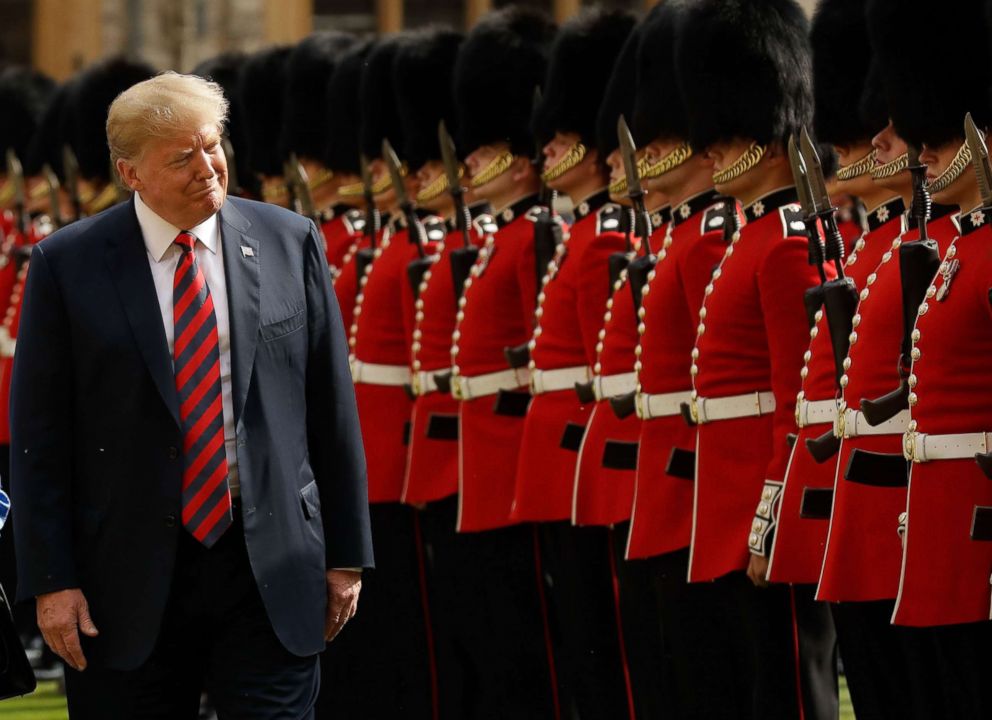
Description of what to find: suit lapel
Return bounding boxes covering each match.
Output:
[104,198,181,427]
[219,201,260,426]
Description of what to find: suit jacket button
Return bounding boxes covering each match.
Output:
[164,514,177,528]
[168,446,178,460]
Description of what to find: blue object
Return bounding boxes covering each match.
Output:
[0,486,8,532]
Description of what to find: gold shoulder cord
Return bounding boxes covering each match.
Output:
[871,152,909,180]
[642,142,693,179]
[836,149,875,181]
[926,141,971,194]
[608,154,652,195]
[712,142,766,185]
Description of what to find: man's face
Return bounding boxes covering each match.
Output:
[464,142,515,201]
[920,137,974,207]
[870,121,911,195]
[119,123,227,229]
[706,137,761,199]
[541,131,582,192]
[414,160,454,215]
[606,148,626,204]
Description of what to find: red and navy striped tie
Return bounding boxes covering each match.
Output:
[173,231,231,547]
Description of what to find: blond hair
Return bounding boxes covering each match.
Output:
[106,71,229,166]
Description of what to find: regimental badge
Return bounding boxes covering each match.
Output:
[935,258,960,302]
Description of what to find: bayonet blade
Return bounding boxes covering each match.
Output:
[359,152,373,197]
[288,153,316,219]
[438,120,462,192]
[382,139,407,205]
[6,149,25,209]
[788,134,816,217]
[965,112,992,208]
[799,126,831,212]
[617,115,643,199]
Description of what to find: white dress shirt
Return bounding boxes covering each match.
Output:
[134,192,240,496]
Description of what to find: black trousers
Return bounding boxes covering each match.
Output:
[932,619,992,718]
[831,600,945,720]
[64,506,319,719]
[424,503,557,720]
[317,502,434,720]
[539,521,630,720]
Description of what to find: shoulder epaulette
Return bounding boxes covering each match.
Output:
[472,213,498,236]
[525,206,549,223]
[700,203,727,235]
[342,208,365,236]
[596,202,624,235]
[779,204,807,238]
[422,215,447,243]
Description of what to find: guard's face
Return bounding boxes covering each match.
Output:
[606,148,626,203]
[872,121,908,166]
[705,137,761,198]
[920,137,971,207]
[119,123,227,229]
[464,142,515,200]
[541,131,582,190]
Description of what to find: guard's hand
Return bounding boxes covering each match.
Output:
[746,554,770,588]
[36,588,99,671]
[325,569,361,642]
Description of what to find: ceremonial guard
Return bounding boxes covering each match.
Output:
[677,1,837,716]
[327,40,374,330]
[517,9,635,717]
[240,46,292,207]
[190,52,259,200]
[392,27,478,718]
[814,2,962,716]
[448,7,560,716]
[320,33,435,720]
[872,0,992,714]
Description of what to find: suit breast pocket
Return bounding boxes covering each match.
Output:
[260,307,306,342]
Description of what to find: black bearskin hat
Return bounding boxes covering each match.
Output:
[868,0,991,148]
[192,52,258,197]
[811,0,876,146]
[394,28,464,169]
[25,81,70,178]
[240,46,291,177]
[359,34,408,160]
[453,6,556,157]
[64,57,156,182]
[676,0,812,151]
[858,58,889,138]
[280,32,356,163]
[596,19,644,158]
[323,39,372,175]
[532,7,635,149]
[631,1,688,146]
[0,67,56,171]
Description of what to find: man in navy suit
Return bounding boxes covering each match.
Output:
[9,71,374,718]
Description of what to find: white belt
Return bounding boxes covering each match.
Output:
[836,408,911,438]
[903,430,992,463]
[636,390,693,420]
[452,368,529,400]
[530,365,591,395]
[795,398,838,428]
[350,358,410,387]
[593,372,637,401]
[689,391,776,424]
[411,370,440,396]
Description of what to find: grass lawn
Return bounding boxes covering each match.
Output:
[1,677,859,719]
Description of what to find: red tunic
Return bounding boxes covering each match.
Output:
[689,188,830,582]
[626,194,730,560]
[322,205,365,268]
[454,197,540,531]
[767,199,906,585]
[350,218,420,503]
[817,209,959,602]
[513,192,625,522]
[894,213,992,626]
[402,218,489,505]
[571,225,639,528]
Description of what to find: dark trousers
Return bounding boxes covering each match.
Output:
[424,503,556,720]
[540,521,630,720]
[932,619,992,718]
[64,506,319,719]
[832,600,945,720]
[317,502,434,720]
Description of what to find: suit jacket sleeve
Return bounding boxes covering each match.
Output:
[303,222,374,569]
[10,245,77,599]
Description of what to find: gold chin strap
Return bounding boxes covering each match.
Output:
[87,183,120,214]
[416,166,462,203]
[370,161,404,196]
[870,152,908,180]
[337,180,364,198]
[836,149,876,181]
[926,141,971,195]
[470,151,515,188]
[308,167,334,193]
[712,142,766,185]
[642,142,693,179]
[0,179,13,206]
[29,181,48,201]
[608,175,627,195]
[262,180,289,204]
[540,142,587,183]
